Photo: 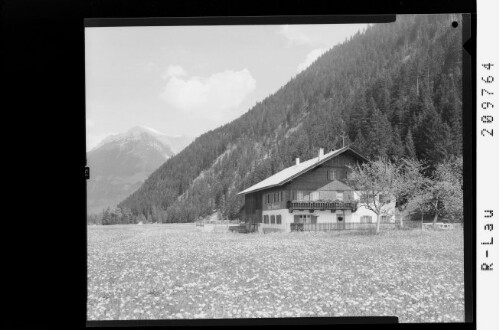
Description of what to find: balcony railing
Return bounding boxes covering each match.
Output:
[287,200,358,212]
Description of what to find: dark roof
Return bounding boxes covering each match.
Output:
[237,146,367,195]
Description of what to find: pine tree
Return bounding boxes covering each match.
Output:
[389,126,405,159]
[219,193,226,219]
[405,128,417,159]
[415,105,451,164]
[102,207,111,225]
[353,130,367,155]
[366,107,393,158]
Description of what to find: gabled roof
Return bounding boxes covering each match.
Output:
[237,146,368,195]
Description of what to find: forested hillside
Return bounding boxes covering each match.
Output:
[109,14,462,224]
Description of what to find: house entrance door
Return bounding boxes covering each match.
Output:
[311,215,317,224]
[337,216,345,230]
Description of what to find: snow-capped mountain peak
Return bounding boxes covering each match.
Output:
[86,125,182,214]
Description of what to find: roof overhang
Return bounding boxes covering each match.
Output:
[237,146,369,195]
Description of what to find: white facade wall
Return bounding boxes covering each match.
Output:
[260,192,397,232]
[351,191,397,223]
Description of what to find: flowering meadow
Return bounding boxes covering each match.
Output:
[87,224,464,322]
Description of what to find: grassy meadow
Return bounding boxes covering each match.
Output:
[87,223,464,322]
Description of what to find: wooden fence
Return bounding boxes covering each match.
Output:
[290,221,453,232]
[196,219,240,227]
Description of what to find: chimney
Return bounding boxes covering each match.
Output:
[318,148,324,160]
[296,157,300,165]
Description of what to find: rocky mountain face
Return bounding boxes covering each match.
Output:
[87,126,191,214]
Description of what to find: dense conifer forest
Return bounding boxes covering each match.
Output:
[87,14,463,225]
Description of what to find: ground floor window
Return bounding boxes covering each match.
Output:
[381,215,390,223]
[360,215,373,223]
[293,214,318,224]
[263,214,283,225]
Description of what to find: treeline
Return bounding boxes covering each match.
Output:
[94,14,463,225]
[87,205,174,225]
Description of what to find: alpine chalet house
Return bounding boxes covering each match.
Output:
[237,146,396,233]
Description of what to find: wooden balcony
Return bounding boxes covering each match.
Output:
[286,200,358,212]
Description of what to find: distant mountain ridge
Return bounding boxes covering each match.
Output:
[87,126,192,214]
[92,126,192,155]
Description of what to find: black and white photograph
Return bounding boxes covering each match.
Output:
[86,14,465,322]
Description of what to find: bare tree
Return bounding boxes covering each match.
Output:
[406,185,433,230]
[348,157,398,234]
[404,156,463,229]
[394,158,431,228]
[427,156,463,227]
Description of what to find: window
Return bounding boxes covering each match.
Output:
[270,215,275,224]
[336,191,343,201]
[360,215,372,223]
[276,215,282,224]
[297,191,304,201]
[264,215,269,224]
[274,192,277,202]
[381,215,390,223]
[328,168,347,180]
[280,191,283,202]
[310,191,319,201]
[294,214,312,223]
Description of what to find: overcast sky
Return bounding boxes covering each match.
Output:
[85,23,368,151]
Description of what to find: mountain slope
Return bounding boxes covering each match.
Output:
[118,14,462,223]
[87,126,177,214]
